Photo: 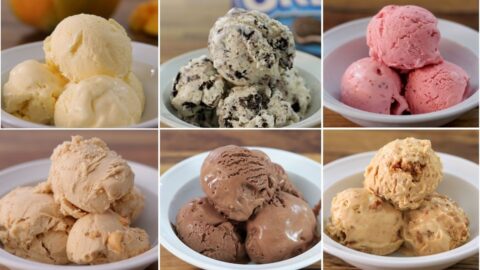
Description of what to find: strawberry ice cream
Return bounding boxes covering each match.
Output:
[405,61,469,114]
[341,58,409,115]
[367,5,442,71]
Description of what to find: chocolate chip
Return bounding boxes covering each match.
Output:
[182,102,196,109]
[187,75,200,82]
[234,70,247,80]
[199,80,215,91]
[274,38,289,50]
[262,122,268,128]
[243,30,254,40]
[291,102,300,112]
[172,89,178,97]
[239,93,268,113]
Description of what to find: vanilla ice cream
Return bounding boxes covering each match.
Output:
[48,136,134,218]
[67,211,150,264]
[124,72,145,109]
[54,75,143,128]
[2,60,67,124]
[0,185,73,264]
[44,14,132,82]
[111,187,145,223]
[364,138,443,210]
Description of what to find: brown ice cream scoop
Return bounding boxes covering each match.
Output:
[246,191,318,263]
[175,197,247,263]
[402,193,470,256]
[200,145,278,221]
[272,162,304,199]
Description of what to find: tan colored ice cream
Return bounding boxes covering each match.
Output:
[200,145,278,221]
[112,187,145,223]
[54,75,143,128]
[2,60,67,124]
[0,185,73,264]
[176,197,247,263]
[246,191,317,263]
[364,137,442,210]
[48,136,134,218]
[402,193,469,256]
[326,188,403,255]
[44,14,132,82]
[66,211,150,264]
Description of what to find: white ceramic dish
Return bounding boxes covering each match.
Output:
[0,159,159,270]
[160,147,322,270]
[159,48,321,128]
[323,18,479,127]
[323,152,479,270]
[1,42,159,128]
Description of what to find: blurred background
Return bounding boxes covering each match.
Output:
[323,0,479,127]
[160,130,321,270]
[323,129,479,270]
[160,0,321,63]
[1,0,158,50]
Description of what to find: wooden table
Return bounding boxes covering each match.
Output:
[0,131,158,270]
[323,0,479,127]
[1,0,157,50]
[160,130,321,269]
[323,130,479,270]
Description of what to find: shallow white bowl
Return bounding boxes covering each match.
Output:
[159,48,321,128]
[0,159,159,270]
[160,147,322,270]
[1,42,158,128]
[323,18,479,127]
[323,152,479,270]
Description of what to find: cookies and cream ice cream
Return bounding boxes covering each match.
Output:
[48,136,134,218]
[326,188,403,255]
[364,138,442,210]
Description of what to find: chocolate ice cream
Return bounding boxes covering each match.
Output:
[175,197,247,263]
[272,162,303,199]
[200,145,278,221]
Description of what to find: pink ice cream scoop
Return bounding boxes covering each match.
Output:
[405,61,469,114]
[367,5,442,71]
[340,57,409,115]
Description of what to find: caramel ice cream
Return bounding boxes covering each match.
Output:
[200,145,278,221]
[402,193,469,256]
[48,136,134,218]
[0,185,73,264]
[364,138,442,210]
[246,191,317,263]
[112,187,145,223]
[326,188,403,255]
[66,211,150,264]
[175,197,247,263]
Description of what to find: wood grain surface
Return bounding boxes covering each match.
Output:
[160,130,321,269]
[1,0,157,50]
[323,0,479,127]
[323,130,479,270]
[0,130,158,270]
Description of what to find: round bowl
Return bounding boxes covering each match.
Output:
[0,159,159,270]
[159,48,321,128]
[323,18,479,127]
[1,42,158,128]
[160,147,322,270]
[323,152,479,270]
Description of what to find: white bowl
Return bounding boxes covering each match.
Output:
[323,152,479,270]
[1,42,159,128]
[160,147,322,270]
[323,18,479,127]
[0,159,159,270]
[159,48,321,128]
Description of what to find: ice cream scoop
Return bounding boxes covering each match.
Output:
[111,187,145,224]
[54,75,143,128]
[364,137,442,210]
[246,191,317,263]
[66,211,150,264]
[124,72,145,109]
[326,188,403,255]
[274,68,312,117]
[402,193,469,256]
[271,163,303,199]
[367,5,442,71]
[405,61,469,114]
[2,60,67,125]
[175,197,247,263]
[208,8,295,85]
[200,145,278,221]
[48,136,134,218]
[340,57,409,115]
[0,185,73,264]
[171,56,226,127]
[44,14,132,82]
